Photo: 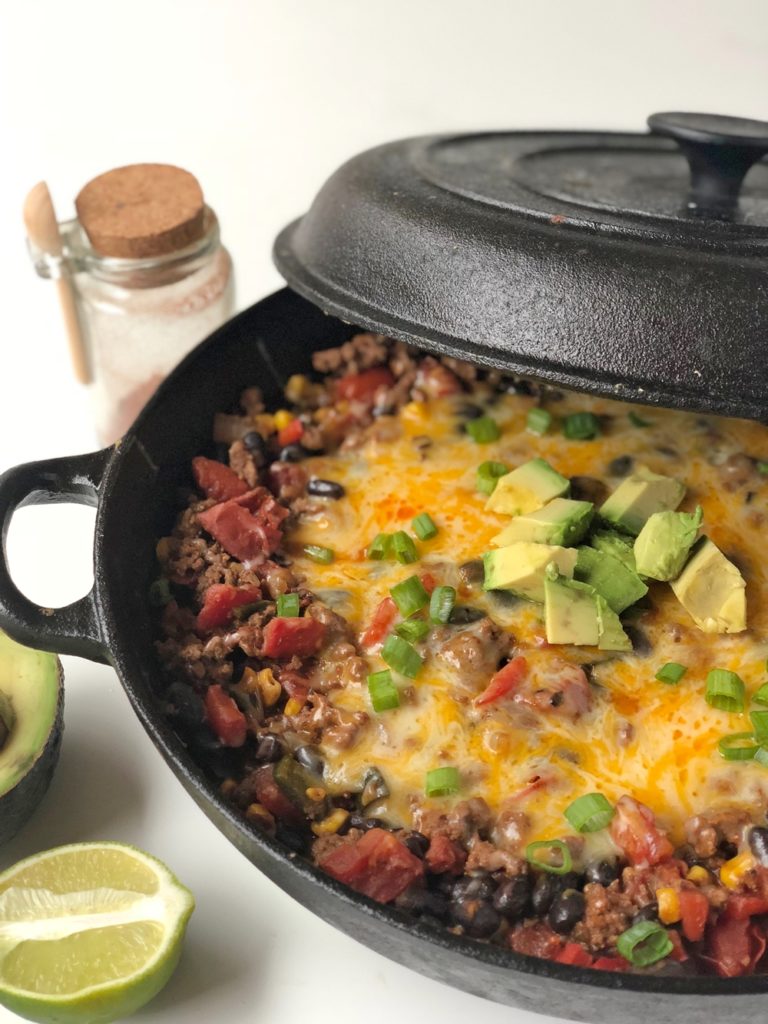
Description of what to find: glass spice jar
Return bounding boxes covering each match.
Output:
[27,164,235,445]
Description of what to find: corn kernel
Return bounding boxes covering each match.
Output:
[274,409,293,430]
[402,401,427,423]
[252,413,275,436]
[256,668,282,708]
[284,697,304,717]
[219,778,237,798]
[305,786,327,802]
[311,809,350,837]
[686,865,710,885]
[656,887,681,924]
[155,537,172,562]
[240,667,260,693]
[721,851,756,890]
[245,802,275,829]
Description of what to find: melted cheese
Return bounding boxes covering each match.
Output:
[287,390,768,847]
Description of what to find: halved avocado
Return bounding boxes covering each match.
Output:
[0,629,64,845]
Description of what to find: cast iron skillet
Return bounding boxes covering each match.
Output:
[0,287,763,1024]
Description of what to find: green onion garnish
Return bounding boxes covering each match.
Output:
[563,412,600,440]
[392,531,419,564]
[303,544,334,564]
[466,416,501,444]
[757,461,768,476]
[563,793,615,833]
[476,461,510,496]
[276,593,300,617]
[367,669,400,712]
[429,585,456,625]
[755,746,768,768]
[367,533,393,560]
[750,710,768,741]
[718,732,759,761]
[412,513,438,541]
[381,634,424,678]
[148,578,172,607]
[389,575,430,617]
[525,839,573,875]
[395,618,430,643]
[616,921,673,967]
[705,668,746,713]
[527,408,552,436]
[655,662,687,685]
[425,766,460,797]
[628,411,652,428]
[753,683,768,705]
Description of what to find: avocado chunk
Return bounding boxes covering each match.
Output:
[492,498,594,548]
[590,529,638,573]
[483,542,577,601]
[485,458,570,516]
[595,594,633,652]
[574,545,648,613]
[634,506,703,581]
[670,537,746,634]
[544,571,632,650]
[599,466,685,535]
[0,629,64,846]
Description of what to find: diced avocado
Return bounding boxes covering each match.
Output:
[634,506,703,581]
[590,529,637,573]
[492,498,594,548]
[574,546,648,613]
[483,542,577,602]
[599,466,685,535]
[595,594,632,652]
[485,457,570,516]
[544,574,600,646]
[670,537,746,634]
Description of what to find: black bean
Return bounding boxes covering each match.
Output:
[548,889,586,934]
[294,745,324,776]
[570,476,608,504]
[584,860,619,887]
[749,826,768,866]
[608,455,634,477]
[450,898,501,938]
[531,874,557,915]
[347,815,390,832]
[361,767,389,807]
[623,625,652,656]
[279,444,310,462]
[243,431,267,459]
[402,831,430,858]
[455,402,485,420]
[457,559,485,586]
[166,683,205,731]
[488,589,521,609]
[632,902,659,925]
[395,886,449,920]
[720,840,738,859]
[448,606,486,625]
[255,735,284,763]
[452,871,497,902]
[333,792,359,812]
[307,478,345,499]
[493,875,531,921]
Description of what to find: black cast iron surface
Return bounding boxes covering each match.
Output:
[0,289,766,1023]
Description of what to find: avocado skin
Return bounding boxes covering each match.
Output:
[0,660,64,847]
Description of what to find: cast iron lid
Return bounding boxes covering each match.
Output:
[274,112,768,421]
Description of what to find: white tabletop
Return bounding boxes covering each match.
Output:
[1,3,767,1022]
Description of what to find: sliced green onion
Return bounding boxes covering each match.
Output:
[303,544,334,564]
[276,593,300,617]
[616,921,673,967]
[381,634,424,678]
[367,533,393,560]
[412,512,438,541]
[563,412,600,440]
[392,531,419,564]
[755,746,768,768]
[629,411,652,428]
[525,839,573,876]
[753,683,768,705]
[655,662,687,685]
[395,618,430,643]
[757,461,768,476]
[389,575,429,617]
[429,585,456,625]
[466,416,501,444]
[425,766,460,797]
[148,578,172,607]
[718,732,759,761]
[705,668,746,713]
[527,408,552,436]
[476,461,509,496]
[367,669,400,712]
[750,710,768,741]
[563,793,615,833]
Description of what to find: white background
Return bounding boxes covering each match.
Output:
[0,3,767,1023]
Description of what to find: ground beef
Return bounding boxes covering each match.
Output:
[267,462,308,503]
[287,692,368,749]
[684,808,753,859]
[508,921,563,959]
[312,332,390,375]
[229,439,261,486]
[465,839,523,875]
[412,797,494,844]
[436,618,510,687]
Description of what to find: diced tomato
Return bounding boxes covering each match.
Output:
[335,367,395,404]
[475,656,528,706]
[724,894,768,920]
[204,684,247,747]
[319,828,424,903]
[414,358,463,398]
[196,584,262,632]
[679,888,710,942]
[555,943,594,967]
[192,456,248,502]
[277,418,304,447]
[424,834,467,875]
[592,956,629,972]
[609,795,674,867]
[262,617,326,659]
[702,915,767,977]
[252,765,303,824]
[198,487,288,562]
[360,597,397,651]
[419,573,437,595]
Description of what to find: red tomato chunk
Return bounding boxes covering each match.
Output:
[703,915,767,977]
[424,834,466,875]
[609,795,673,867]
[262,617,326,659]
[335,367,395,404]
[277,418,304,447]
[252,765,304,825]
[192,456,248,502]
[197,584,262,632]
[475,656,528,706]
[320,828,424,903]
[198,488,288,562]
[679,888,709,942]
[204,684,246,747]
[360,597,397,651]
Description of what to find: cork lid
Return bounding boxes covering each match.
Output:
[75,163,206,258]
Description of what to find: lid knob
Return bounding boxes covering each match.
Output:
[648,112,768,211]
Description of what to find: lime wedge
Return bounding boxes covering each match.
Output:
[0,842,194,1024]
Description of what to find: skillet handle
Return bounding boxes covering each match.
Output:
[0,448,111,662]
